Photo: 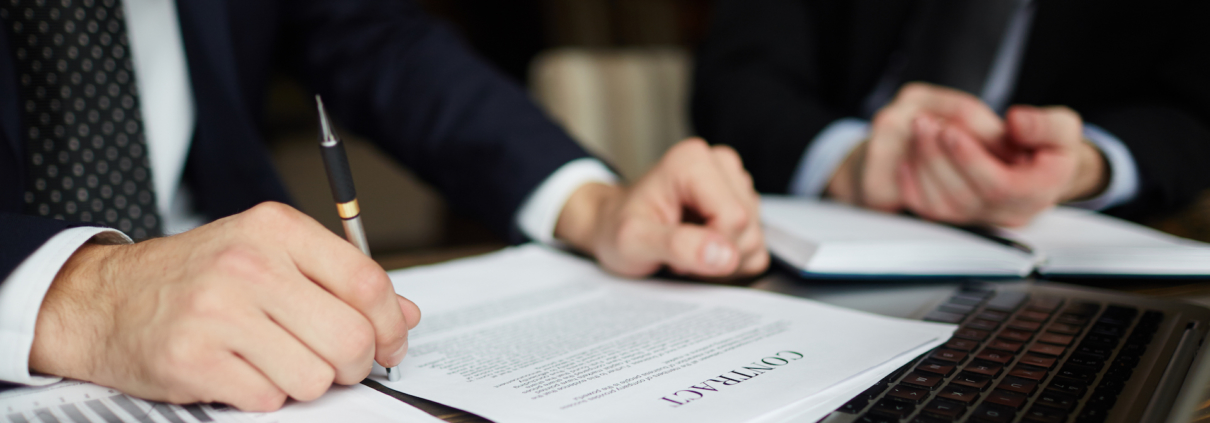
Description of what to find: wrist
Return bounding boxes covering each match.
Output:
[825,140,867,202]
[29,242,124,381]
[1063,139,1110,202]
[554,182,624,256]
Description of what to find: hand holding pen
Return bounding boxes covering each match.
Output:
[317,96,408,382]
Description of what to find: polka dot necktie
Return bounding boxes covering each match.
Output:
[1,0,161,240]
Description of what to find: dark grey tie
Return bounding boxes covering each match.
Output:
[1,0,161,240]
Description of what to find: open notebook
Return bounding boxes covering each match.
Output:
[761,196,1210,278]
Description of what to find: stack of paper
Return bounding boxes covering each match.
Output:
[371,245,957,423]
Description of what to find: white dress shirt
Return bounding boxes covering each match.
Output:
[787,0,1140,210]
[0,2,616,385]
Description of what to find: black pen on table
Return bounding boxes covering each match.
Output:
[315,95,403,382]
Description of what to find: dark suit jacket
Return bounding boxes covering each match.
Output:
[693,0,1210,223]
[0,1,592,279]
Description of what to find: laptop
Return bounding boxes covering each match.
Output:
[754,274,1210,423]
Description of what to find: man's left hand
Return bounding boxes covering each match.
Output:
[555,139,769,280]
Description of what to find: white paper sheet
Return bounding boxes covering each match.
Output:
[372,245,956,423]
[1004,207,1210,275]
[0,380,443,423]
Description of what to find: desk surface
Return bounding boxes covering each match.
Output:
[369,246,1210,423]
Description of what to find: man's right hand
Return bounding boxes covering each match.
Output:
[826,83,1005,211]
[27,202,421,411]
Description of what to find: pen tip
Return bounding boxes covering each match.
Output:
[316,95,336,145]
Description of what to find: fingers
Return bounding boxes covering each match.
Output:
[705,144,769,276]
[939,125,1013,202]
[899,83,1005,143]
[652,220,742,277]
[190,354,287,412]
[1006,105,1082,149]
[255,268,378,385]
[227,313,336,402]
[242,204,413,368]
[667,140,752,240]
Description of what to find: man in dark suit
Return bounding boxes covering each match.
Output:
[0,0,768,410]
[693,0,1210,226]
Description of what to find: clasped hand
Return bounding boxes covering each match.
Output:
[829,83,1109,227]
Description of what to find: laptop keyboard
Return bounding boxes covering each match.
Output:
[835,283,1164,423]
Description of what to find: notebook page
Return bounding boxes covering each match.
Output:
[1003,207,1210,276]
[762,197,1034,277]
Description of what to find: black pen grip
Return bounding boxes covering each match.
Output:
[320,143,358,204]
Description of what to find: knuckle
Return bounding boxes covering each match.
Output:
[213,245,271,282]
[246,202,302,229]
[182,283,237,318]
[334,321,376,363]
[348,262,391,304]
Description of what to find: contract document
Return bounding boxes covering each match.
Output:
[371,246,957,423]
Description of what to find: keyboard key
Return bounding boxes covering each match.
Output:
[887,384,930,404]
[1058,364,1097,382]
[1075,344,1113,359]
[966,361,1003,377]
[967,319,1000,331]
[998,329,1033,343]
[1036,390,1078,411]
[977,310,1010,322]
[1017,310,1051,322]
[839,397,868,414]
[912,415,950,423]
[971,404,1016,423]
[986,339,1023,353]
[952,372,992,391]
[1047,323,1082,336]
[922,398,966,420]
[917,361,956,376]
[945,338,979,352]
[1077,405,1112,423]
[1023,405,1068,423]
[1027,297,1063,313]
[930,349,968,364]
[1008,320,1042,331]
[1067,353,1105,370]
[955,328,991,341]
[1055,314,1089,326]
[938,384,980,404]
[1018,354,1057,369]
[975,349,1014,365]
[1008,365,1048,381]
[925,310,966,324]
[903,372,944,390]
[996,377,1038,395]
[1090,323,1124,338]
[871,398,915,418]
[858,412,899,423]
[1065,302,1101,317]
[1028,343,1066,357]
[985,292,1028,312]
[1037,333,1074,346]
[1046,377,1087,396]
[939,303,976,314]
[985,389,1028,409]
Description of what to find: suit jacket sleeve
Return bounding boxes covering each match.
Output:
[1082,2,1210,222]
[692,0,849,194]
[0,214,83,281]
[278,0,593,242]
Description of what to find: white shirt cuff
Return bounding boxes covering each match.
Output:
[516,158,619,245]
[788,118,871,197]
[0,227,131,386]
[1064,124,1140,211]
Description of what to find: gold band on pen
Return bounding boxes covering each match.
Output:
[336,199,360,219]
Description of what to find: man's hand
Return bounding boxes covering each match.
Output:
[555,139,768,279]
[29,202,421,411]
[828,83,1005,211]
[898,106,1109,226]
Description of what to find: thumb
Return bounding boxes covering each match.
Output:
[1007,105,1082,149]
[657,223,740,277]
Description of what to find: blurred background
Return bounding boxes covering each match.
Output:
[262,0,1210,262]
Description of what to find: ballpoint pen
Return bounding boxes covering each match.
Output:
[316,95,403,382]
